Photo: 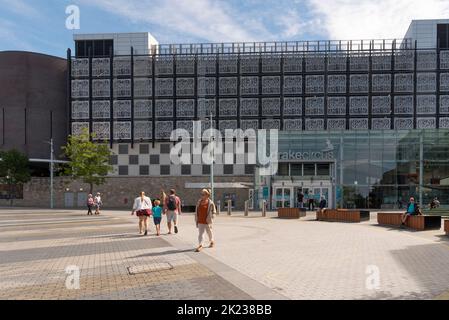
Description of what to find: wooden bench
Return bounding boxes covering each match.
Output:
[445,220,449,235]
[316,209,370,223]
[377,212,442,231]
[278,208,307,219]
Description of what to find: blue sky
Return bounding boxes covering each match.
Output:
[1,0,449,58]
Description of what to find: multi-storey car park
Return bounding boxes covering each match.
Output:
[1,20,449,210]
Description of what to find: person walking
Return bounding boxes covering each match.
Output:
[131,191,153,236]
[94,192,103,215]
[86,194,94,215]
[164,189,182,234]
[308,193,315,211]
[194,189,216,252]
[159,189,167,206]
[152,199,162,236]
[297,190,304,208]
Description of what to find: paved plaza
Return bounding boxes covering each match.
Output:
[0,208,448,300]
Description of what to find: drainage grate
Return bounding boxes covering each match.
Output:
[127,262,173,275]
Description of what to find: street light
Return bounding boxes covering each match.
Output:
[200,112,215,203]
[208,111,215,203]
[44,138,54,209]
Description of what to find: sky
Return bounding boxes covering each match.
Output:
[1,0,449,58]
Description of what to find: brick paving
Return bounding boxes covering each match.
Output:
[1,208,449,300]
[163,211,449,300]
[0,209,254,300]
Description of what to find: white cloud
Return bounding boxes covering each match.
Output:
[0,18,35,51]
[0,0,40,18]
[276,9,324,38]
[80,0,274,42]
[307,0,449,40]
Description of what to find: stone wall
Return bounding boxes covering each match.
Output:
[0,176,253,210]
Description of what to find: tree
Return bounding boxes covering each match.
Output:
[62,128,113,194]
[0,149,31,205]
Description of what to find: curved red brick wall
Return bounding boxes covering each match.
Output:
[0,51,68,160]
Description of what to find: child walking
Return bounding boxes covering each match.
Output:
[152,200,163,236]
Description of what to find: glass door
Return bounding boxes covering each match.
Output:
[273,187,293,209]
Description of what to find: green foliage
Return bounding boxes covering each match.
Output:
[0,149,31,185]
[62,128,113,192]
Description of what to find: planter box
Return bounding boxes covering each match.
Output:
[278,208,306,219]
[377,213,441,231]
[317,209,369,223]
[445,220,449,235]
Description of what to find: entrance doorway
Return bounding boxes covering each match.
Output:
[274,187,292,208]
[272,182,332,210]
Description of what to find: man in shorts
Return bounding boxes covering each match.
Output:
[164,189,182,234]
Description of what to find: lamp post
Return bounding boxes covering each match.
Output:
[209,111,215,203]
[44,139,55,209]
[200,112,215,203]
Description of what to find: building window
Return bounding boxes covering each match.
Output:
[118,166,128,176]
[129,155,138,165]
[303,163,315,176]
[160,165,170,175]
[118,144,128,155]
[291,163,302,176]
[139,166,149,175]
[278,163,289,176]
[181,165,191,175]
[437,24,449,49]
[75,39,113,58]
[150,155,160,165]
[317,163,330,176]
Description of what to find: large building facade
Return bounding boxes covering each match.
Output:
[65,19,449,209]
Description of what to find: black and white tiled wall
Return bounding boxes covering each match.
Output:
[109,142,255,177]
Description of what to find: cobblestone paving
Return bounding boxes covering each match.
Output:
[0,209,252,300]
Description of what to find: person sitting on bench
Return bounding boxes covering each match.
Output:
[318,196,327,214]
[401,197,422,226]
[430,197,440,210]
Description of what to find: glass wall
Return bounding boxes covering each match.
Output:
[277,129,449,209]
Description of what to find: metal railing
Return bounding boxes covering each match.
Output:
[154,38,414,55]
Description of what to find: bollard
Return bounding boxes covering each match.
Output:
[227,200,232,216]
[262,200,267,217]
[217,200,221,215]
[244,200,249,216]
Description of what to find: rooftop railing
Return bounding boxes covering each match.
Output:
[153,38,414,55]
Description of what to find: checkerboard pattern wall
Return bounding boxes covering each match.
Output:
[109,143,254,177]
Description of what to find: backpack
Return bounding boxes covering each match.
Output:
[167,195,177,211]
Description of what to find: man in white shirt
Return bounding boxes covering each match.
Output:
[131,191,153,236]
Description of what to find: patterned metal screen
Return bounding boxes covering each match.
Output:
[70,46,449,142]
